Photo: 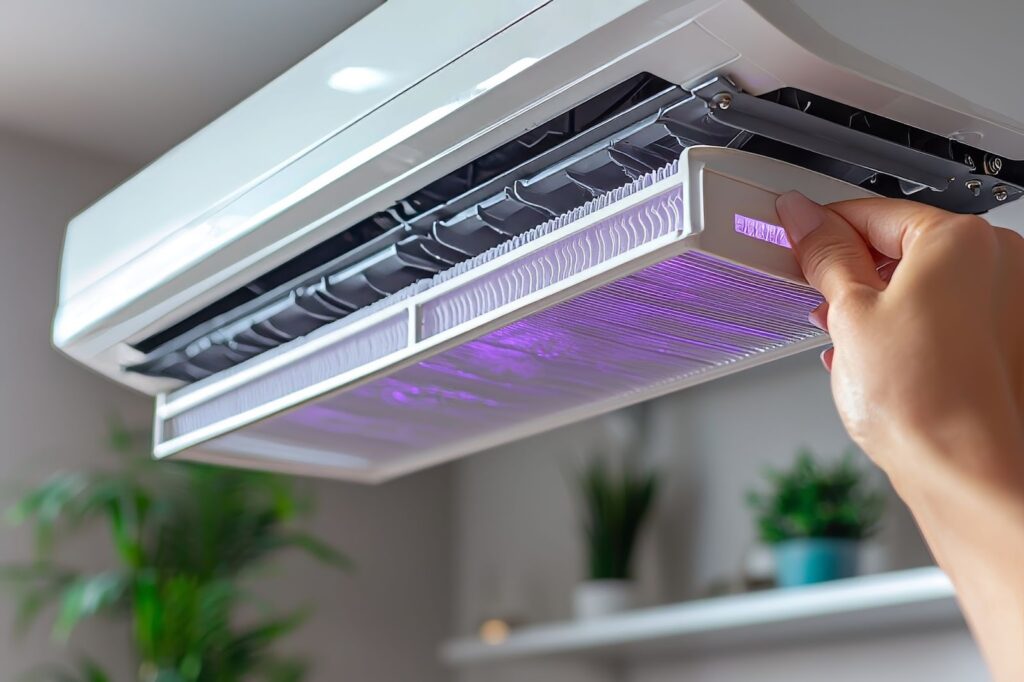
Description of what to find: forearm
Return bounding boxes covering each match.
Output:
[775,192,1024,681]
[887,435,1024,682]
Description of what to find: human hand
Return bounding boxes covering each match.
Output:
[776,191,1024,682]
[776,191,1024,489]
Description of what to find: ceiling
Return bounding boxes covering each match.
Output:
[0,0,383,164]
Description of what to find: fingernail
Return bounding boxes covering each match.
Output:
[776,191,826,244]
[820,346,834,372]
[876,259,898,284]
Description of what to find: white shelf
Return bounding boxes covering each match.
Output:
[442,567,961,666]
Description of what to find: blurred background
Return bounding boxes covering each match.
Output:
[3,0,1023,680]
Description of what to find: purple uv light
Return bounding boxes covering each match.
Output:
[241,250,824,465]
[734,214,791,248]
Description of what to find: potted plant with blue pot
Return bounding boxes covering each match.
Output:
[747,449,884,588]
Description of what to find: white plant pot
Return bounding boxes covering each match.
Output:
[573,580,635,620]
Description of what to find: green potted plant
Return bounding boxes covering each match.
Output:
[1,424,349,682]
[747,448,884,588]
[573,457,658,620]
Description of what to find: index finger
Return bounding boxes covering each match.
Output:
[826,197,960,260]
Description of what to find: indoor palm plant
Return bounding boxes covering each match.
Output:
[1,423,349,682]
[747,448,884,587]
[573,457,659,620]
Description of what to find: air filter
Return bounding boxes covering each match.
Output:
[154,147,874,482]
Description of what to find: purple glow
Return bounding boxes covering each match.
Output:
[168,314,408,439]
[244,251,824,463]
[735,214,791,248]
[420,187,683,338]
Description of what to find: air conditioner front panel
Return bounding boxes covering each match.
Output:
[152,147,873,482]
[58,0,1024,399]
[58,0,558,305]
[50,0,1024,481]
[55,0,729,362]
[195,250,823,481]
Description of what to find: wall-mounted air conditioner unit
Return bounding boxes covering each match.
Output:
[54,0,1024,481]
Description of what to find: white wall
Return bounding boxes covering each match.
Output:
[268,469,453,682]
[0,131,150,681]
[451,351,989,681]
[0,130,453,682]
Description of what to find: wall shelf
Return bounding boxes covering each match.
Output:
[442,567,961,667]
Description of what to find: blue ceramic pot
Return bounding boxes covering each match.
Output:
[773,538,859,587]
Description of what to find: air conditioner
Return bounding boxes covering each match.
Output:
[54,0,1024,482]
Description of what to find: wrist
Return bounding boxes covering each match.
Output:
[885,427,1024,540]
[880,405,1024,496]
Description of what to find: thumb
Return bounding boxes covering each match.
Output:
[776,191,884,302]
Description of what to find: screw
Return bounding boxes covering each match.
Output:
[965,179,982,197]
[964,154,976,171]
[985,155,1003,175]
[712,93,733,110]
[993,185,1009,202]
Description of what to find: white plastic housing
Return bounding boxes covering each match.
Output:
[153,148,873,482]
[53,0,1024,396]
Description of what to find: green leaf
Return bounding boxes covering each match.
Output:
[18,657,110,682]
[5,473,91,554]
[3,420,346,680]
[238,612,305,649]
[575,457,660,580]
[747,447,885,543]
[151,670,186,682]
[0,563,78,634]
[54,572,129,640]
[132,572,161,661]
[6,473,88,524]
[259,658,309,682]
[270,532,353,571]
[78,658,111,682]
[14,588,52,634]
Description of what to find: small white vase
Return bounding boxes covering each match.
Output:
[573,580,635,620]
